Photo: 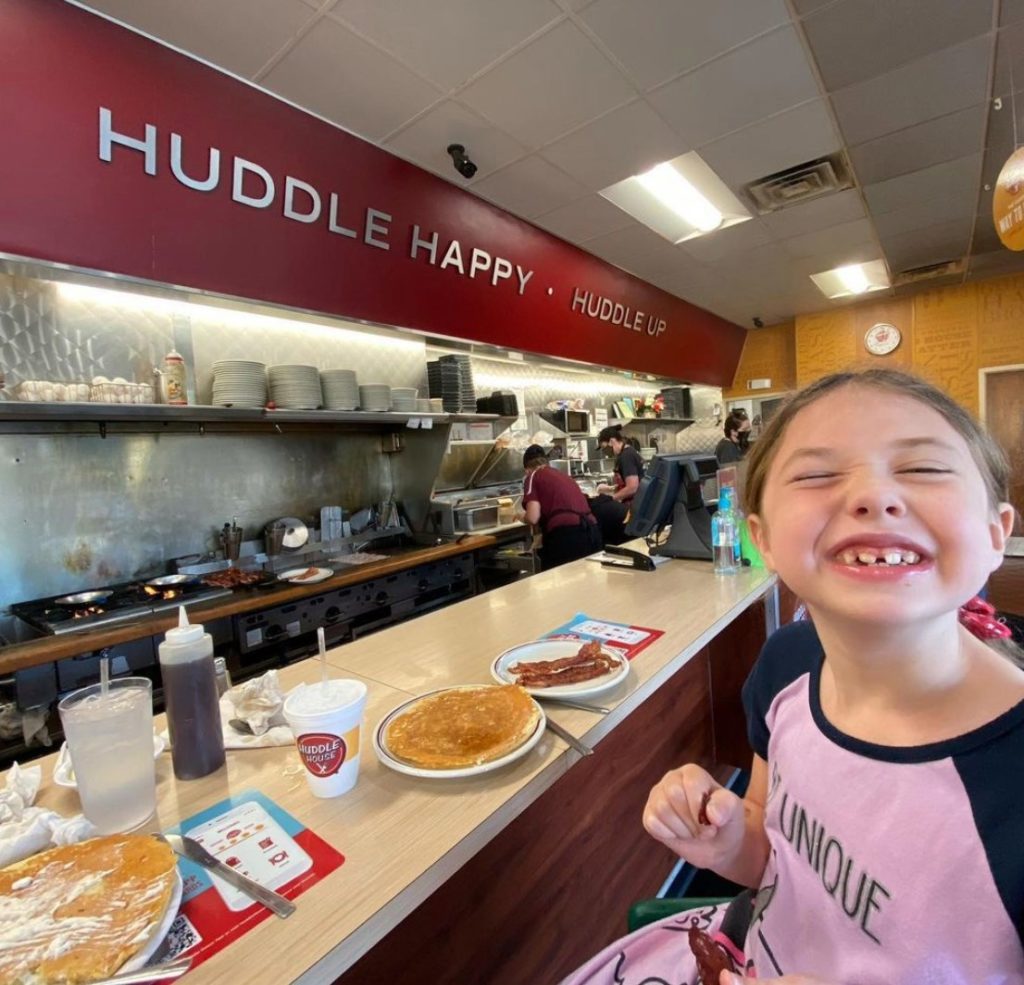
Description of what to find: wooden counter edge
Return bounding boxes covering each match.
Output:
[291,574,777,984]
[0,535,498,675]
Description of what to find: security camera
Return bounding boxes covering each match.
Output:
[446,144,478,180]
[752,316,764,328]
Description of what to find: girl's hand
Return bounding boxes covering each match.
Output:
[722,975,839,985]
[642,764,746,872]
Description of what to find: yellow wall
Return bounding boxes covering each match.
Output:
[726,272,1024,414]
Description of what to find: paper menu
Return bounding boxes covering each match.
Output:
[542,613,664,661]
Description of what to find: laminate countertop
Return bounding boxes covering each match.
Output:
[4,551,776,985]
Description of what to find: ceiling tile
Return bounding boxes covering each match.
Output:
[648,27,819,147]
[384,101,527,181]
[759,188,866,240]
[873,194,975,239]
[698,99,840,189]
[792,0,837,14]
[262,18,441,140]
[780,217,878,260]
[470,155,588,217]
[678,220,773,264]
[863,153,981,215]
[980,100,1017,192]
[330,0,562,90]
[456,21,635,147]
[881,217,973,270]
[992,21,1024,94]
[539,99,689,190]
[532,194,635,242]
[801,0,993,92]
[583,224,693,282]
[580,0,790,91]
[1001,0,1024,24]
[830,35,991,145]
[82,0,317,77]
[848,105,987,186]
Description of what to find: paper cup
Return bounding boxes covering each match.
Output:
[284,680,368,798]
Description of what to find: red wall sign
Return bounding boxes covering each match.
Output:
[0,0,746,385]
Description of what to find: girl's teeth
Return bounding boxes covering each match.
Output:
[836,548,925,565]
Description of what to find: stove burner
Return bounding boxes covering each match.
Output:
[13,579,234,635]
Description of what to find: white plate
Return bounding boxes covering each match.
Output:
[373,686,546,779]
[490,639,629,699]
[54,733,166,788]
[118,869,184,973]
[278,566,334,585]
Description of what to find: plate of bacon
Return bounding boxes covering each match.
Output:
[491,639,628,698]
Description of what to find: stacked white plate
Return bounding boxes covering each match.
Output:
[391,387,418,412]
[268,365,322,410]
[321,369,359,410]
[359,383,391,412]
[211,360,267,408]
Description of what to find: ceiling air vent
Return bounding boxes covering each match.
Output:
[891,258,966,287]
[743,153,853,214]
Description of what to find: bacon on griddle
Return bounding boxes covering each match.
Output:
[509,642,619,688]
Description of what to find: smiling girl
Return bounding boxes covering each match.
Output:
[560,369,1024,985]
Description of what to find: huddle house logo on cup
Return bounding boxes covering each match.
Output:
[297,732,347,776]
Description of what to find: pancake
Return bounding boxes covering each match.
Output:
[0,833,178,985]
[384,685,540,770]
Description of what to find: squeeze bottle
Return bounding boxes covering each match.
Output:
[159,607,225,780]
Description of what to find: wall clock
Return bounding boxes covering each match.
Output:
[864,323,901,356]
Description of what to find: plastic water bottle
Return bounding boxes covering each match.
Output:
[712,486,739,575]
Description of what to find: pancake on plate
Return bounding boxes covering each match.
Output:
[384,684,540,770]
[0,833,178,985]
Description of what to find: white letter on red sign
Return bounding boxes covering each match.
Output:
[170,133,220,192]
[232,158,275,209]
[99,107,156,176]
[284,176,322,224]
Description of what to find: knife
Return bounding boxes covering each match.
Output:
[544,717,594,757]
[165,834,296,919]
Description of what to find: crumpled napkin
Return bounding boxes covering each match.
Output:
[0,762,96,868]
[220,670,293,749]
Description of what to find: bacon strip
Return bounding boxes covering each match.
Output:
[510,642,619,688]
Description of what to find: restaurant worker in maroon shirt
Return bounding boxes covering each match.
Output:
[517,444,602,570]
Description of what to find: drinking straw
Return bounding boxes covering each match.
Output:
[100,653,110,696]
[317,626,328,694]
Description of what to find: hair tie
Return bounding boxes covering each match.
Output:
[959,596,1012,641]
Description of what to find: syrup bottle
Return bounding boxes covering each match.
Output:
[159,607,225,779]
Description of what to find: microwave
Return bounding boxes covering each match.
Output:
[548,409,590,434]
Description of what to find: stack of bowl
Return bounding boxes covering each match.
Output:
[358,383,391,412]
[321,369,359,410]
[390,387,418,413]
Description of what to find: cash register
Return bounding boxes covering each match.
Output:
[624,453,719,560]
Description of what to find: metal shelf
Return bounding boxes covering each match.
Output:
[0,402,516,433]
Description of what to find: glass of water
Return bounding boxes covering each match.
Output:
[58,677,157,833]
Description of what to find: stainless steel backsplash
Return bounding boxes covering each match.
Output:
[0,430,394,606]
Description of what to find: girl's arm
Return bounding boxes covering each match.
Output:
[643,754,770,889]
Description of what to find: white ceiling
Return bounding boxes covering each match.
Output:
[77,0,1024,328]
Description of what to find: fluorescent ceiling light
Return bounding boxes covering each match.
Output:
[636,163,722,232]
[834,264,871,294]
[810,260,890,299]
[600,152,751,244]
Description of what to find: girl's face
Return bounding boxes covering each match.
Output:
[747,385,1014,628]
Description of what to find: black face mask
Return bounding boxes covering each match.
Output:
[737,431,750,450]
